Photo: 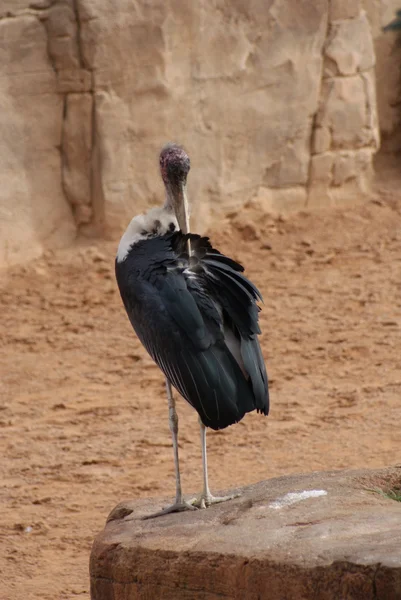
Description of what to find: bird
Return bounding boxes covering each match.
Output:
[383,9,401,31]
[115,143,269,518]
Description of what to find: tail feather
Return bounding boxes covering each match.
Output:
[177,343,256,430]
[241,337,269,415]
[204,254,263,302]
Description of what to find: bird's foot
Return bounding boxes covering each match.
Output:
[142,500,198,520]
[189,491,241,510]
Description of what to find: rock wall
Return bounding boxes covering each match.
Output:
[0,2,77,267]
[366,0,401,152]
[0,0,382,267]
[308,4,379,207]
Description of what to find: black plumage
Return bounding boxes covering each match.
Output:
[115,231,269,430]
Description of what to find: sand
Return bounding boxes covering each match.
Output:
[1,178,401,599]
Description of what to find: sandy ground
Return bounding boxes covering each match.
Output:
[1,173,401,599]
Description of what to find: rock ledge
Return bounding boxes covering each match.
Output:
[90,467,401,599]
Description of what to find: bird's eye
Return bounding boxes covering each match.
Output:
[169,222,176,232]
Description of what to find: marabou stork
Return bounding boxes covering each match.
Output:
[115,143,269,518]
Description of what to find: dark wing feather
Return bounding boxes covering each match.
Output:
[204,257,263,303]
[136,286,256,429]
[188,235,269,415]
[155,274,211,350]
[115,232,269,429]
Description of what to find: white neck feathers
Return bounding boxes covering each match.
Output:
[116,206,178,263]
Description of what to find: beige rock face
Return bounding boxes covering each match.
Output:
[0,13,76,266]
[330,0,362,21]
[364,0,401,36]
[0,0,381,266]
[309,8,380,206]
[325,12,375,76]
[90,467,401,600]
[83,0,329,234]
[367,0,401,152]
[62,93,93,225]
[317,74,378,150]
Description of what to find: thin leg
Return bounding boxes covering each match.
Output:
[190,418,240,509]
[168,378,184,504]
[200,418,212,500]
[142,379,197,519]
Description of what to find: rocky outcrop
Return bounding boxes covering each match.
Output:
[308,5,379,207]
[76,0,331,231]
[0,1,382,266]
[0,3,77,267]
[90,467,401,600]
[367,0,401,153]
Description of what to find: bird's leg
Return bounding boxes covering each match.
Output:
[190,418,240,509]
[142,379,197,519]
[167,378,186,504]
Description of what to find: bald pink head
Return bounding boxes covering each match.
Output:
[159,143,191,234]
[159,143,190,187]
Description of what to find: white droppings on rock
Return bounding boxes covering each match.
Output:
[268,490,328,510]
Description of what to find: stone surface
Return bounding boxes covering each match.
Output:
[62,93,93,224]
[370,0,401,152]
[0,0,382,266]
[308,149,374,206]
[330,0,361,21]
[312,126,332,154]
[325,11,375,77]
[90,467,401,600]
[83,0,329,234]
[332,148,375,186]
[0,12,76,267]
[309,152,335,185]
[364,0,401,36]
[44,0,81,71]
[317,72,378,150]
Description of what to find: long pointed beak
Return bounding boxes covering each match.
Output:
[168,182,190,235]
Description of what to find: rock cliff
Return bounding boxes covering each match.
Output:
[0,1,383,266]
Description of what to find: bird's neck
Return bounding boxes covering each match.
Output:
[164,182,192,254]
